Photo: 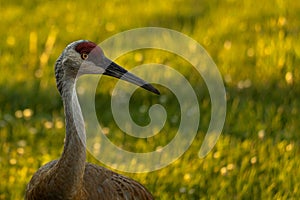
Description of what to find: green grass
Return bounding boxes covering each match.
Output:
[1,0,300,199]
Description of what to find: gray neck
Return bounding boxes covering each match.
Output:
[53,77,86,196]
[62,79,86,151]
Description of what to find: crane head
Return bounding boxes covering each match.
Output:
[55,40,160,95]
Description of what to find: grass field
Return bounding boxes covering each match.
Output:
[1,0,300,199]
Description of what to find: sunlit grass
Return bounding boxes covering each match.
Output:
[1,0,300,199]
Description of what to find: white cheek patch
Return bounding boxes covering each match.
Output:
[78,61,106,76]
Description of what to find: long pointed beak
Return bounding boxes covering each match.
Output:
[103,62,160,95]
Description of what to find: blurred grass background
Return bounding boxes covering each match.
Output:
[1,0,300,199]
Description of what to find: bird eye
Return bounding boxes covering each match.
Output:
[81,53,88,60]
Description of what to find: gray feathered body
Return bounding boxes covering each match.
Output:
[25,161,153,200]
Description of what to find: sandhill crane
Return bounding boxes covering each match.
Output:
[25,40,159,200]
